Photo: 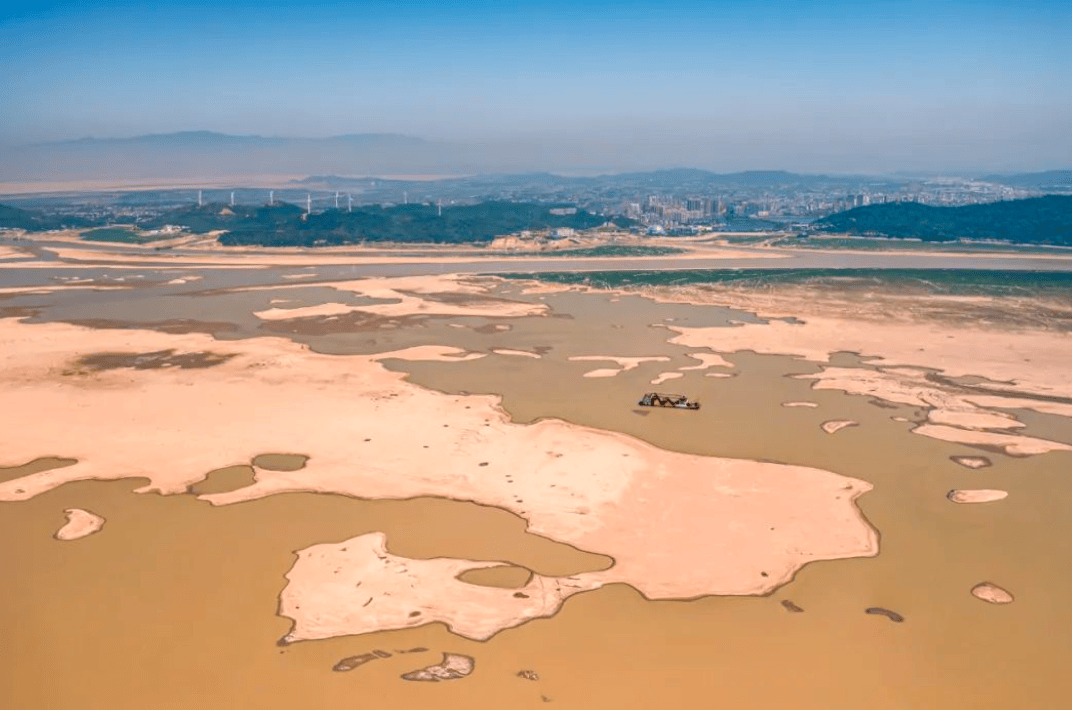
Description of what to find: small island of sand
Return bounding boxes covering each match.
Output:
[54,508,105,541]
[950,455,992,469]
[971,582,1014,604]
[821,420,858,434]
[401,653,475,682]
[947,489,1008,504]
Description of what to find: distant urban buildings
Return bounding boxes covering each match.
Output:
[12,173,1043,234]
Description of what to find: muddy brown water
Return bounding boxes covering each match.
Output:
[251,453,310,472]
[0,456,77,482]
[187,465,259,495]
[3,268,1072,709]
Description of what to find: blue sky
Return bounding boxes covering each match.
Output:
[1,0,1070,171]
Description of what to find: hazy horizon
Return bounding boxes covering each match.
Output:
[2,0,1070,176]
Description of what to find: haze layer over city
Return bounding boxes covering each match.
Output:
[2,0,1070,176]
[3,3,1072,710]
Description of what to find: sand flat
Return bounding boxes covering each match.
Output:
[911,424,1071,456]
[280,532,599,642]
[0,316,877,639]
[671,321,1072,455]
[7,258,1072,709]
[251,274,547,320]
[669,317,1072,400]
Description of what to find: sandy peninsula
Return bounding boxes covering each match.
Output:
[679,352,734,371]
[650,372,683,385]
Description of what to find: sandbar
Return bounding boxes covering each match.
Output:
[912,424,1071,456]
[971,582,1014,604]
[947,489,1008,504]
[492,349,541,359]
[950,456,991,469]
[401,653,475,682]
[54,508,105,541]
[821,420,858,434]
[250,274,547,321]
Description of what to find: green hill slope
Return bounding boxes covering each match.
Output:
[182,201,632,246]
[813,196,1072,245]
[0,204,91,231]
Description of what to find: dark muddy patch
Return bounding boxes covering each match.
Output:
[865,607,904,623]
[66,318,241,335]
[258,311,428,335]
[252,453,309,472]
[187,465,257,496]
[76,349,235,371]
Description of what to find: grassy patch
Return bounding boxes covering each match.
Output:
[80,227,157,243]
[518,244,685,258]
[494,268,1072,298]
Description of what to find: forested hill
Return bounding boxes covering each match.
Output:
[813,196,1072,245]
[0,204,91,231]
[205,201,631,246]
[1,200,631,244]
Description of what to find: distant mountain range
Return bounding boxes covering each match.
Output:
[0,132,455,181]
[813,195,1072,245]
[2,131,1068,188]
[296,168,896,193]
[44,131,425,149]
[1,129,886,185]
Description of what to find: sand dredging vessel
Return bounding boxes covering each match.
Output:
[637,392,701,410]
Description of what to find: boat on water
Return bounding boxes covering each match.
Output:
[637,392,701,410]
